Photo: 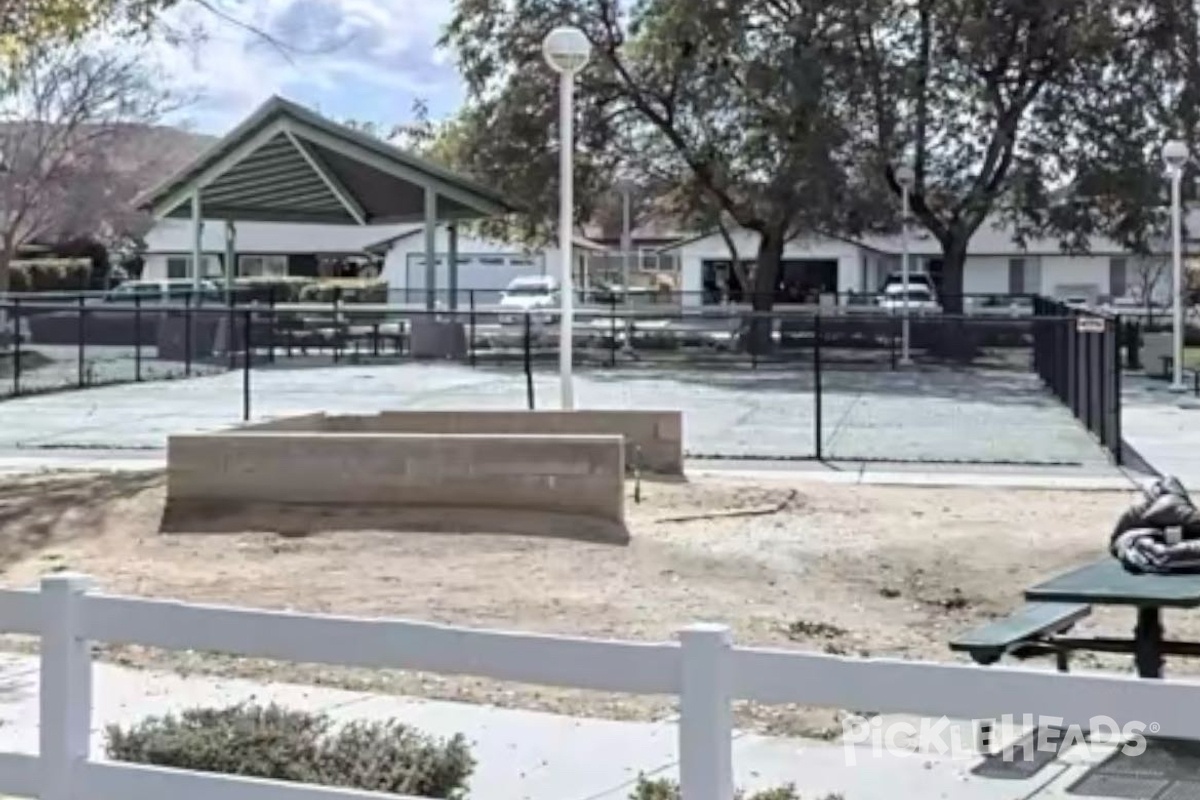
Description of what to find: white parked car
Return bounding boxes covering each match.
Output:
[880,271,937,296]
[496,276,560,327]
[97,279,224,305]
[878,284,942,314]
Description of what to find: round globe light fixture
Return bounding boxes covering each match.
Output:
[542,26,591,75]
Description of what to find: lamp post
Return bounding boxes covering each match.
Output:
[895,164,916,365]
[1164,140,1189,393]
[543,26,590,410]
[615,176,636,354]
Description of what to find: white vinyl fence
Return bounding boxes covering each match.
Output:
[0,574,1198,800]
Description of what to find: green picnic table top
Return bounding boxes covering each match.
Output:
[1025,559,1200,608]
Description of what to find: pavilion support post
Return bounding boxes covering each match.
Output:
[424,188,437,311]
[448,223,459,312]
[190,192,203,297]
[224,221,237,301]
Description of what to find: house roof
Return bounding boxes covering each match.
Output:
[136,96,519,226]
[361,227,608,255]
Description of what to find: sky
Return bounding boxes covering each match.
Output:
[146,0,465,134]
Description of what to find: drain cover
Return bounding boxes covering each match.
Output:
[971,727,1069,780]
[1067,738,1200,799]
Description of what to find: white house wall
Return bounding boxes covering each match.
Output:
[381,230,555,304]
[142,254,223,281]
[961,256,1013,294]
[674,230,867,305]
[667,218,1148,301]
[144,219,416,255]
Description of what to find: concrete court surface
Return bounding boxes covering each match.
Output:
[0,652,1126,800]
[0,361,1111,467]
[1121,376,1200,489]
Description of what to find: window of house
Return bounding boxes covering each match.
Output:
[1008,258,1026,294]
[166,257,189,279]
[1110,257,1128,297]
[238,255,288,277]
[1007,257,1042,295]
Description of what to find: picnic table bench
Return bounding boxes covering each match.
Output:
[950,602,1090,671]
[951,558,1200,678]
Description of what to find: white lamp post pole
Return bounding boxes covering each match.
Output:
[617,177,635,353]
[543,26,590,411]
[1164,140,1189,393]
[895,165,916,366]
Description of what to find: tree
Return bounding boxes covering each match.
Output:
[0,0,179,67]
[1130,255,1170,320]
[0,42,177,293]
[445,0,878,317]
[446,0,1185,315]
[836,0,1160,311]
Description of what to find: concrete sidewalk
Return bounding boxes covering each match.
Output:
[1120,376,1200,488]
[0,653,1125,799]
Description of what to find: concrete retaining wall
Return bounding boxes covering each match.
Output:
[164,431,627,543]
[308,410,683,475]
[237,413,329,432]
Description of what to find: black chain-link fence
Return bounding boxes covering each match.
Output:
[1032,297,1122,463]
[0,293,1115,465]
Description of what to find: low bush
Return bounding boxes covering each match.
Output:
[299,279,388,304]
[631,776,840,800]
[8,259,91,292]
[233,276,315,304]
[105,703,474,799]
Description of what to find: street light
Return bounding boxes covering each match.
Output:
[895,164,916,366]
[543,25,591,410]
[1163,139,1189,393]
[615,175,637,354]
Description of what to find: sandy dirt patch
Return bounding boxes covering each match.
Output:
[0,470,1157,736]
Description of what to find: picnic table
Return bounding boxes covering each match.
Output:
[952,558,1200,678]
[1025,559,1200,678]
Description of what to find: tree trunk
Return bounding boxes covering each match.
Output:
[744,226,784,354]
[0,242,11,296]
[752,226,784,310]
[939,235,969,314]
[0,241,11,353]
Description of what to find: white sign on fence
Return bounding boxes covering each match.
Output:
[1076,316,1107,333]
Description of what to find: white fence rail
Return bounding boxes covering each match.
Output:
[1,574,1198,800]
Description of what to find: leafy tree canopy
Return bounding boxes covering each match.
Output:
[444,0,1198,311]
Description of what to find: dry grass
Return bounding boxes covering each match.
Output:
[0,470,1154,736]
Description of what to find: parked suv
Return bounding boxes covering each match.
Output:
[496,276,560,326]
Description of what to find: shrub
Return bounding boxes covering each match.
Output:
[299,279,388,304]
[105,703,474,799]
[8,259,91,292]
[631,776,840,800]
[233,276,314,304]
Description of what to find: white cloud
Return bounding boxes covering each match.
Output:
[141,0,462,133]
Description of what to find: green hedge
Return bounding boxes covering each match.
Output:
[7,259,91,292]
[232,276,315,304]
[299,279,388,304]
[105,704,474,799]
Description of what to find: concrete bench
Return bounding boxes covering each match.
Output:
[261,410,685,476]
[950,602,1091,670]
[163,431,628,543]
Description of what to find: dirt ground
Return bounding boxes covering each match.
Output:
[0,470,1166,736]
